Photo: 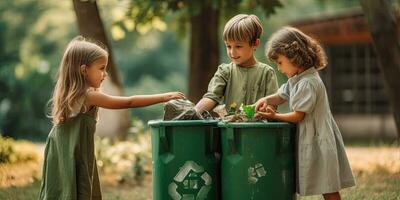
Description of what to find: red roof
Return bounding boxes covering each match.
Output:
[291,11,373,45]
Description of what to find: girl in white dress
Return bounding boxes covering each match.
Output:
[254,26,355,200]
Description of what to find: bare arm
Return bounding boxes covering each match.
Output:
[268,111,305,123]
[194,98,217,113]
[266,93,286,106]
[256,107,305,123]
[254,93,286,111]
[85,91,185,109]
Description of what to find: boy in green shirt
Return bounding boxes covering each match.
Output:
[195,14,278,113]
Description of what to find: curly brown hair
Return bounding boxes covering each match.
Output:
[265,26,327,70]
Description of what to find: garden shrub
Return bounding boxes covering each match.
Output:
[0,135,14,163]
[95,119,152,183]
[0,135,39,164]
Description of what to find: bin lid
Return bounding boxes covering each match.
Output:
[218,121,295,128]
[148,119,219,127]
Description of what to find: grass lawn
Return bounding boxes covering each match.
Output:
[1,169,398,200]
[301,171,400,200]
[1,146,399,200]
[0,180,153,200]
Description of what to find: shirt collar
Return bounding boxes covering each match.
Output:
[234,61,259,69]
[287,67,317,85]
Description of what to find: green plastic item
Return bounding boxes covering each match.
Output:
[148,120,221,200]
[218,122,296,200]
[242,104,255,119]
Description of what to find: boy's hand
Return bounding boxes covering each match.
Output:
[254,97,268,112]
[255,106,276,119]
[164,92,185,101]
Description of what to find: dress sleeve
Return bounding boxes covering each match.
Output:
[291,81,316,113]
[265,68,279,96]
[277,83,290,100]
[203,64,230,103]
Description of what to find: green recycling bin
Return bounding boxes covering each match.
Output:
[219,122,296,200]
[148,120,221,200]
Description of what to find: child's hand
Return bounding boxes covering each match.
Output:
[254,97,268,112]
[163,92,185,101]
[255,106,276,119]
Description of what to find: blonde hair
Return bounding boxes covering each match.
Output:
[51,36,108,124]
[223,14,263,45]
[265,26,327,70]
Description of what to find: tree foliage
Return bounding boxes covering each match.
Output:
[112,0,283,38]
[0,1,77,139]
[113,0,283,101]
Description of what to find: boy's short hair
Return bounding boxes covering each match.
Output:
[223,14,263,45]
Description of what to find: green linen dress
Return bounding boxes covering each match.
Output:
[204,62,278,106]
[38,106,102,200]
[278,67,356,195]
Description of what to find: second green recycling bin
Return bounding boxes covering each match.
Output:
[219,122,296,200]
[148,120,220,200]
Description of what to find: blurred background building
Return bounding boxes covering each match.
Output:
[292,9,399,140]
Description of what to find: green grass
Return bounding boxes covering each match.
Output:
[1,171,398,200]
[301,171,400,200]
[0,181,41,200]
[0,180,153,200]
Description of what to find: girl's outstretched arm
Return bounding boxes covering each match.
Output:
[256,107,304,123]
[85,90,185,109]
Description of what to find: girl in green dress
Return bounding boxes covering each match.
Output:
[38,36,184,200]
[255,27,355,200]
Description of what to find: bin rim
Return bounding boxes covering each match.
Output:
[218,121,295,128]
[148,119,219,127]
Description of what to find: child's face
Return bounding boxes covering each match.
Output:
[85,56,108,88]
[275,54,302,78]
[225,40,259,67]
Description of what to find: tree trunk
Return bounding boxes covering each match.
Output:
[189,3,220,102]
[72,0,130,139]
[361,0,400,139]
[72,0,121,86]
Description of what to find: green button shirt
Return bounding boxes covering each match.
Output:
[204,62,278,106]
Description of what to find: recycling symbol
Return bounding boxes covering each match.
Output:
[248,163,267,184]
[168,161,212,200]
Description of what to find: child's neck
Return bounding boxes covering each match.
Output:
[296,68,305,75]
[238,57,257,67]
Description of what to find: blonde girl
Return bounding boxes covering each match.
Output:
[38,36,184,199]
[254,27,355,200]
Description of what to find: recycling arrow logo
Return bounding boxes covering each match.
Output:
[168,161,212,200]
[248,163,267,184]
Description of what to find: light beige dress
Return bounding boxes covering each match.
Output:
[278,67,356,195]
[204,62,278,106]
